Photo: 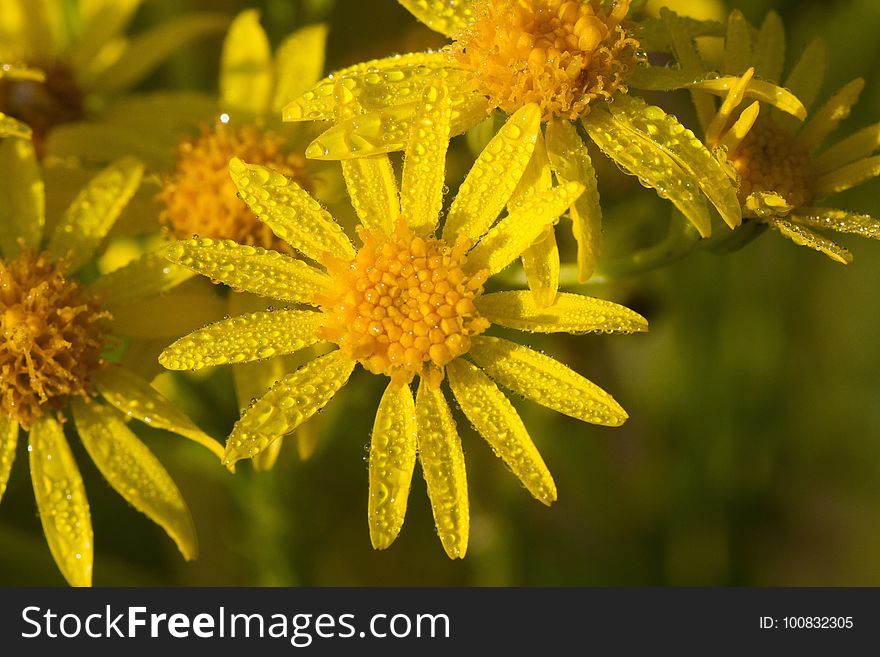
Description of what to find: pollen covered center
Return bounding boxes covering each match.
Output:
[732,116,812,208]
[451,0,641,121]
[0,251,110,428]
[160,121,309,252]
[316,221,490,384]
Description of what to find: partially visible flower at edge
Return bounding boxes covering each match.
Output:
[0,122,223,586]
[159,82,648,559]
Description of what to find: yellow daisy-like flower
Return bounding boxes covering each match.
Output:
[696,11,880,263]
[0,0,227,153]
[0,125,222,586]
[284,0,744,287]
[160,84,647,558]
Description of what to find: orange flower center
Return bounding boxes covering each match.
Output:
[451,0,641,121]
[0,62,85,155]
[315,221,490,385]
[160,122,309,253]
[0,250,109,428]
[732,116,813,208]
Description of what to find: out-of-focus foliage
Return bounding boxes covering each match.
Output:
[2,0,880,586]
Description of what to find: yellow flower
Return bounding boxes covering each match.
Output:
[695,11,880,263]
[283,0,743,288]
[160,83,647,559]
[0,126,222,586]
[0,0,227,153]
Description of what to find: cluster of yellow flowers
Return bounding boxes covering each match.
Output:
[1,0,878,584]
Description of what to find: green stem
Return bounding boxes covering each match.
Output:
[592,219,703,283]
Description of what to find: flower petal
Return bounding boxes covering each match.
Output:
[476,291,648,334]
[752,11,785,83]
[719,100,760,154]
[47,157,144,271]
[220,9,272,116]
[415,378,468,559]
[369,381,418,550]
[401,84,452,235]
[688,77,806,121]
[469,335,628,426]
[705,68,753,146]
[582,108,712,237]
[72,399,198,561]
[93,365,224,461]
[0,112,31,139]
[88,12,229,94]
[28,414,93,587]
[0,137,43,257]
[342,155,400,237]
[791,207,880,240]
[68,0,141,76]
[744,191,793,220]
[764,217,852,264]
[609,95,743,230]
[159,309,322,371]
[229,158,355,263]
[447,359,555,505]
[811,122,880,177]
[798,78,865,153]
[443,103,542,243]
[781,37,827,115]
[814,155,880,199]
[272,23,328,112]
[252,437,284,472]
[723,9,752,76]
[283,51,450,121]
[305,92,491,160]
[89,249,194,308]
[397,0,474,36]
[225,350,355,467]
[0,415,17,504]
[545,119,602,282]
[465,181,583,277]
[166,238,330,304]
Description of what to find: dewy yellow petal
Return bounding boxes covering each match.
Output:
[476,291,648,334]
[89,249,194,308]
[446,359,556,506]
[470,335,628,426]
[688,77,806,121]
[401,83,452,236]
[397,0,473,36]
[93,365,224,460]
[813,155,880,199]
[272,23,328,112]
[225,350,355,467]
[718,101,760,154]
[752,11,785,83]
[229,158,355,264]
[415,377,468,560]
[798,78,865,153]
[705,68,754,146]
[28,414,93,587]
[722,9,752,76]
[342,154,399,237]
[159,310,322,370]
[443,103,542,243]
[72,398,198,561]
[166,238,331,304]
[546,118,603,283]
[791,208,880,240]
[811,122,880,177]
[220,10,272,116]
[0,137,43,257]
[764,217,853,264]
[369,381,418,550]
[0,415,17,503]
[48,156,144,272]
[465,181,584,277]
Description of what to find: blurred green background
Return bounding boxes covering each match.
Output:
[2,0,880,586]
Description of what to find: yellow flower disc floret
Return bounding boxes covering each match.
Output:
[451,0,641,121]
[316,221,490,385]
[0,250,109,428]
[161,122,309,252]
[732,116,813,207]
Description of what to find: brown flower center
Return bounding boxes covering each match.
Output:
[451,0,641,121]
[732,116,813,208]
[0,62,85,155]
[160,122,309,253]
[0,250,110,428]
[315,220,490,385]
